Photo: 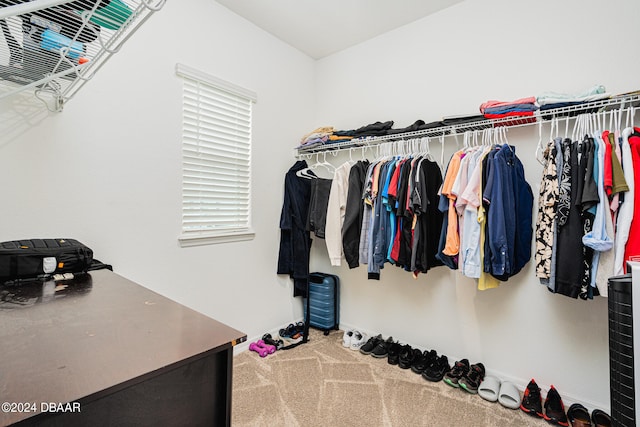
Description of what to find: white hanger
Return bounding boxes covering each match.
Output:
[550,116,558,141]
[309,151,336,175]
[424,137,434,161]
[440,133,446,168]
[296,155,316,179]
[571,115,579,142]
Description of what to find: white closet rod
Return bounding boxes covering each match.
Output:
[0,0,75,20]
[295,93,640,158]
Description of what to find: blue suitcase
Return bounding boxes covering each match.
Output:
[304,272,339,335]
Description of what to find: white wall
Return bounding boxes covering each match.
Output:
[0,0,315,344]
[310,0,640,411]
[1,0,637,414]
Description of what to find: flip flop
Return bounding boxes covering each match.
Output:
[478,375,500,402]
[498,381,521,410]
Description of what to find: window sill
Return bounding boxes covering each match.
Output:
[178,230,255,247]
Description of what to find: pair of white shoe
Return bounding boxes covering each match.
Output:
[343,329,367,351]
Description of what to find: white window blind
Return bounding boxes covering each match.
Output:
[176,64,256,246]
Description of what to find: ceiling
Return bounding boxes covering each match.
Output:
[215,0,464,59]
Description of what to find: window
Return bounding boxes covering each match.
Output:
[176,64,256,246]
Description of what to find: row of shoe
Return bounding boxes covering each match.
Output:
[347,332,612,427]
[520,379,611,427]
[354,334,458,384]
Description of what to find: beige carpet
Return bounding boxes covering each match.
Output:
[232,329,546,427]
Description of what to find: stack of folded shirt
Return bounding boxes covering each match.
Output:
[297,122,394,150]
[333,120,394,138]
[297,126,342,150]
[479,97,538,119]
[537,84,610,118]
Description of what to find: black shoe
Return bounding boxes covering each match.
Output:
[590,409,611,427]
[359,334,382,355]
[411,349,437,374]
[262,333,284,350]
[567,403,590,427]
[279,323,297,339]
[520,379,543,418]
[543,385,568,426]
[371,336,394,358]
[387,342,401,365]
[422,355,450,382]
[443,358,469,388]
[459,362,485,394]
[398,346,418,369]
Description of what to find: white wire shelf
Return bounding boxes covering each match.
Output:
[295,92,640,157]
[0,0,165,111]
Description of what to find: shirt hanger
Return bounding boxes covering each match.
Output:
[440,133,445,168]
[535,120,545,165]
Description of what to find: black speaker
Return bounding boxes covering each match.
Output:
[608,272,635,426]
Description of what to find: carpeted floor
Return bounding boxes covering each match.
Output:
[232,329,546,427]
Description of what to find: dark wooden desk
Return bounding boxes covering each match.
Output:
[0,269,246,426]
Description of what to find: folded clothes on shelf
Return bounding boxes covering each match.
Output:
[536,84,610,106]
[333,120,395,138]
[479,97,538,122]
[479,97,537,114]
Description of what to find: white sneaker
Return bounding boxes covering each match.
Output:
[350,331,367,351]
[342,329,353,348]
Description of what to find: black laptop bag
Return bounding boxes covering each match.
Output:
[0,238,94,284]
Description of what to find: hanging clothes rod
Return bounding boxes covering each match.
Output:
[295,92,640,158]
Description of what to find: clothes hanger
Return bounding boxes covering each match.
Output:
[296,154,316,179]
[571,114,579,142]
[310,151,336,175]
[550,115,556,140]
[423,136,434,161]
[440,133,445,168]
[535,120,543,163]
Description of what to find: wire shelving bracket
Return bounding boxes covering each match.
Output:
[0,0,166,111]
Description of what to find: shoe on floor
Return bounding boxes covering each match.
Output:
[371,336,394,358]
[497,381,521,410]
[279,323,296,339]
[422,354,450,382]
[342,329,353,348]
[443,358,470,388]
[590,409,611,427]
[350,331,367,351]
[411,349,436,374]
[520,379,543,418]
[262,333,284,350]
[543,385,568,426]
[359,334,382,355]
[459,362,485,394]
[567,403,591,427]
[387,341,401,365]
[398,345,416,369]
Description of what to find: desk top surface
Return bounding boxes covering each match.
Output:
[0,269,245,425]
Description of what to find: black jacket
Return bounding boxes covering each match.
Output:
[342,161,369,269]
[277,161,313,296]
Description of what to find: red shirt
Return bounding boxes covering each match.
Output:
[603,131,613,197]
[624,128,640,267]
